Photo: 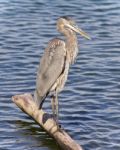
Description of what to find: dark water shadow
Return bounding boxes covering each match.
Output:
[14,119,61,150]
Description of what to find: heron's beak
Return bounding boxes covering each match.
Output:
[66,24,91,40]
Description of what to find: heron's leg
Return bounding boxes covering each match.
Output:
[55,90,59,124]
[51,92,61,130]
[55,91,62,130]
[51,95,56,119]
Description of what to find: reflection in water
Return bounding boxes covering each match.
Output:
[14,120,60,150]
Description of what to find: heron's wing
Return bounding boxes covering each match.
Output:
[36,38,66,97]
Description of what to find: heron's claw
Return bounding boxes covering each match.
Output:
[52,115,62,131]
[56,122,62,131]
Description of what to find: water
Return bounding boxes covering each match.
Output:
[0,0,120,150]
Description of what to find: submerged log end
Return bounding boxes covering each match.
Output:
[12,93,83,150]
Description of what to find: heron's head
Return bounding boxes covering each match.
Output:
[57,16,91,40]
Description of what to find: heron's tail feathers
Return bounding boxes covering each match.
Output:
[34,90,46,109]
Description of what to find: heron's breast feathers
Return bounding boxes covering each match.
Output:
[46,38,66,62]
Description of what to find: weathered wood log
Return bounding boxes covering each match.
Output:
[12,93,83,150]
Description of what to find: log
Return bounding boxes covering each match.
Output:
[12,93,83,150]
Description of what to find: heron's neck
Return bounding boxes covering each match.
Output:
[65,31,78,64]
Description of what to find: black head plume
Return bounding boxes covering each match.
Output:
[61,16,71,21]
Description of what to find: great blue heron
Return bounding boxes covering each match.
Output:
[34,16,90,125]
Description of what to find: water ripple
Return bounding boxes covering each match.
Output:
[0,0,120,150]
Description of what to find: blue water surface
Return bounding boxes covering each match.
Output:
[0,0,120,150]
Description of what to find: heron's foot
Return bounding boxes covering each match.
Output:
[52,115,62,131]
[57,123,63,132]
[56,120,62,130]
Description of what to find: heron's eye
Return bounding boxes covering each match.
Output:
[61,16,71,22]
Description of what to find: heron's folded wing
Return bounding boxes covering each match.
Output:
[36,39,66,97]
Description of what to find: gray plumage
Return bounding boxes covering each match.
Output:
[34,38,68,107]
[34,16,90,123]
